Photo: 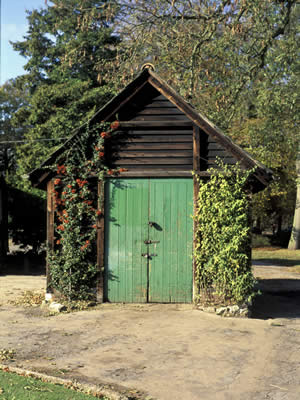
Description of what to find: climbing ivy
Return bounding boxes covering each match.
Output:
[194,162,256,305]
[47,120,124,301]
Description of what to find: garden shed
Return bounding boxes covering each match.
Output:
[29,67,272,303]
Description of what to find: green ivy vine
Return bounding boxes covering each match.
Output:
[194,161,256,306]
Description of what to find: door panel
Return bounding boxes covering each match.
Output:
[104,179,148,302]
[149,179,193,302]
[105,178,193,303]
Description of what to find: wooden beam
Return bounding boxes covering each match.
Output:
[193,125,200,301]
[112,143,193,150]
[104,170,193,178]
[120,121,192,128]
[46,180,55,293]
[87,170,210,179]
[115,151,193,158]
[96,180,105,303]
[103,80,149,122]
[193,125,201,171]
[116,158,193,165]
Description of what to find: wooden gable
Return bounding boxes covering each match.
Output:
[105,80,244,177]
[29,67,272,191]
[107,85,193,174]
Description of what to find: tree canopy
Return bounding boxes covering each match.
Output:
[4,0,300,245]
[0,79,28,181]
[113,0,299,235]
[10,0,120,187]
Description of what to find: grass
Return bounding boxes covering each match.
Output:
[0,369,108,400]
[252,247,300,272]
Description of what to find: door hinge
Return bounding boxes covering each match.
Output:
[144,240,160,245]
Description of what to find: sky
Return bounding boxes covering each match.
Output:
[1,0,46,84]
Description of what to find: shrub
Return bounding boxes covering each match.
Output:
[194,162,256,305]
[251,234,272,248]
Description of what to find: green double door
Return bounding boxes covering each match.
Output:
[104,178,193,303]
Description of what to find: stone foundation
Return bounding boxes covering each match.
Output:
[197,303,251,318]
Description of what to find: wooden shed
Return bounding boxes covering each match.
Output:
[29,67,272,303]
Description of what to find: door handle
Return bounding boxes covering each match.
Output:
[148,221,155,227]
[144,240,160,244]
[141,253,157,258]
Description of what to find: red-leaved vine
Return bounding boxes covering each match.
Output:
[47,120,125,300]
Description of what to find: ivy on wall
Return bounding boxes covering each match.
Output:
[47,120,124,300]
[194,162,256,305]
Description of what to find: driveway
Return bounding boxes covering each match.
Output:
[0,267,300,400]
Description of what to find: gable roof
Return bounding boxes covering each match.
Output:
[29,67,273,190]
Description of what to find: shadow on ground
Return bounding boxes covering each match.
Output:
[0,252,45,276]
[253,259,300,267]
[252,290,300,320]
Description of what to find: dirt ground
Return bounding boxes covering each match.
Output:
[0,264,300,400]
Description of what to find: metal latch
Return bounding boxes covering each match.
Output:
[141,253,157,258]
[144,240,160,245]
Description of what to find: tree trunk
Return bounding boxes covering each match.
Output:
[277,215,282,236]
[288,149,300,250]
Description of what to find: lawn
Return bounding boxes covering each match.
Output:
[0,369,108,400]
[252,247,300,272]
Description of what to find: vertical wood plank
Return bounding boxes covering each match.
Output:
[46,180,55,292]
[97,180,105,303]
[148,179,193,303]
[193,125,201,171]
[105,179,148,302]
[193,125,201,302]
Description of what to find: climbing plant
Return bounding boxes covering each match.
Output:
[47,120,123,300]
[194,162,256,305]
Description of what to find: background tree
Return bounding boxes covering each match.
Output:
[113,0,299,238]
[0,79,28,183]
[11,0,120,189]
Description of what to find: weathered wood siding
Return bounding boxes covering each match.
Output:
[107,84,237,174]
[108,84,193,174]
[204,133,236,168]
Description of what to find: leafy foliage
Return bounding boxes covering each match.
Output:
[0,80,28,181]
[48,121,123,300]
[10,0,120,189]
[114,0,299,233]
[194,163,255,305]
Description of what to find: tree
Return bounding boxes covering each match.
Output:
[114,0,299,238]
[288,147,300,249]
[0,79,28,182]
[11,0,120,186]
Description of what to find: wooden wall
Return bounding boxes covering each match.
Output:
[107,83,237,175]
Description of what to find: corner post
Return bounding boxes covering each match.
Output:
[46,179,55,292]
[193,125,201,302]
[97,180,105,303]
